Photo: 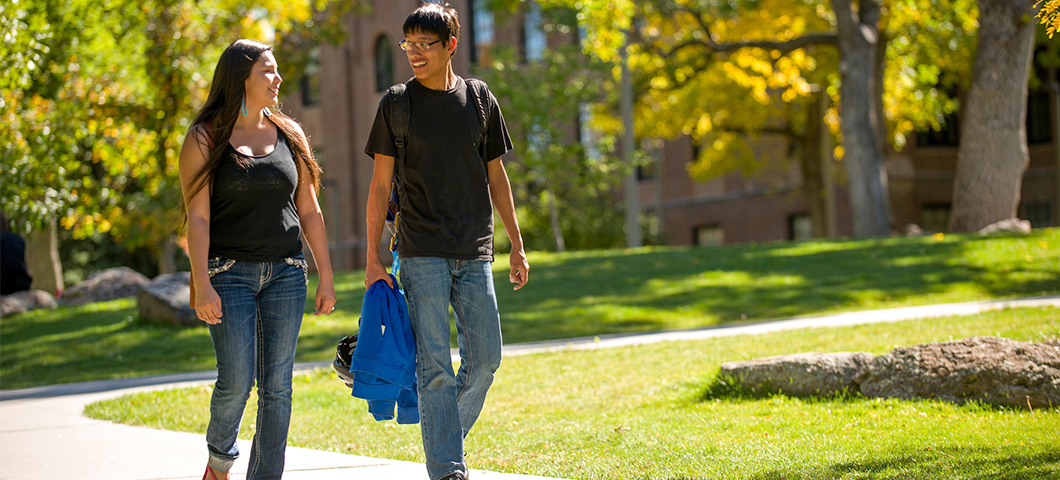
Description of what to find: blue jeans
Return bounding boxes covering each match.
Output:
[205,255,307,479]
[399,257,502,480]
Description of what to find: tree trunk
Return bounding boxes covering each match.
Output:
[831,0,891,237]
[948,0,1037,232]
[157,234,176,275]
[547,191,566,252]
[25,219,64,296]
[801,92,828,238]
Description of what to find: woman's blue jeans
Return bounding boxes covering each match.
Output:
[399,257,502,480]
[205,255,307,479]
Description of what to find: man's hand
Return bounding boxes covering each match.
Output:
[365,258,394,288]
[509,249,529,290]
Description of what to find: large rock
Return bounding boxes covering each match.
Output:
[978,218,1032,235]
[137,272,198,327]
[0,289,59,317]
[857,336,1060,409]
[719,352,875,397]
[61,267,149,306]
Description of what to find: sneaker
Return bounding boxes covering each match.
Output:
[439,473,466,480]
[333,334,358,388]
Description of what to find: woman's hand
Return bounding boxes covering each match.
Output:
[314,279,337,316]
[195,282,224,324]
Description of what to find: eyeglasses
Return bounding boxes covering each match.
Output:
[398,39,442,51]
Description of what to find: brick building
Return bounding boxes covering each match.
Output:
[282,0,1059,271]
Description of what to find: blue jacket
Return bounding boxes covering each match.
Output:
[350,276,419,424]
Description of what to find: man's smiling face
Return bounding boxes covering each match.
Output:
[403,31,455,86]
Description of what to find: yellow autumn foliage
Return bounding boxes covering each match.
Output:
[1038,0,1060,37]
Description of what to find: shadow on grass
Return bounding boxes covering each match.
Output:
[645,449,1060,480]
[819,449,1060,480]
[696,371,1048,416]
[697,370,867,404]
[495,231,1060,344]
[6,230,1057,388]
[0,299,216,389]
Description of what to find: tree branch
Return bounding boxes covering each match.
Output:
[680,3,720,48]
[831,0,855,33]
[716,125,798,137]
[665,33,838,59]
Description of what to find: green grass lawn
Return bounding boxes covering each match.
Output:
[2,228,1058,389]
[85,306,1060,479]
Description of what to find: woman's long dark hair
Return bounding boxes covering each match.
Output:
[182,39,321,222]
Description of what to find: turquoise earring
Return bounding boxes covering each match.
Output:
[241,97,248,116]
[262,107,272,117]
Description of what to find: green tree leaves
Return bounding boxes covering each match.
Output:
[1,0,358,267]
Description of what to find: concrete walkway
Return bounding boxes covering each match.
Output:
[2,295,1058,479]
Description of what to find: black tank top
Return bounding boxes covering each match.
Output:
[208,129,302,261]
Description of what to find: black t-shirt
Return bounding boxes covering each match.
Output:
[209,130,303,262]
[364,77,513,261]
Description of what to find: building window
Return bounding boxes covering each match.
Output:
[1020,201,1053,228]
[636,139,663,181]
[915,113,960,147]
[376,35,394,92]
[577,102,600,159]
[1027,89,1052,144]
[527,123,550,157]
[469,0,494,69]
[637,162,656,181]
[789,214,813,241]
[301,47,321,106]
[920,204,951,233]
[695,225,724,247]
[522,2,546,62]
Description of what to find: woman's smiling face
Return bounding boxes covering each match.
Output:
[245,50,282,107]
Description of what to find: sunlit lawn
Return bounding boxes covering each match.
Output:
[86,306,1060,479]
[2,228,1057,389]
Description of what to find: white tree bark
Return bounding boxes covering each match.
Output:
[25,219,64,296]
[832,0,891,237]
[949,0,1037,232]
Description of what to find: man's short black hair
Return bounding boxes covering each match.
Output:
[403,2,460,51]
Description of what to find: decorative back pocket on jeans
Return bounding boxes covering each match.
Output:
[285,257,308,282]
[207,258,236,278]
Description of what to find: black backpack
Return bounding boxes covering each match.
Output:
[383,77,492,247]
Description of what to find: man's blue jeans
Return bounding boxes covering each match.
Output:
[204,255,307,479]
[399,257,502,480]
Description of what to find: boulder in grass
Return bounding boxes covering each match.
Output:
[978,218,1032,235]
[856,336,1060,410]
[0,289,59,317]
[61,267,150,306]
[719,351,875,398]
[137,272,198,327]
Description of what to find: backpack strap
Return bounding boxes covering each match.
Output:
[385,79,414,287]
[464,77,491,161]
[385,81,412,246]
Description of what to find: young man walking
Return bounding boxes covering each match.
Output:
[363,4,529,480]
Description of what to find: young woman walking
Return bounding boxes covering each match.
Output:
[178,39,336,480]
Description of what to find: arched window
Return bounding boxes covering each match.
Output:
[470,0,495,68]
[376,35,394,92]
[523,2,546,62]
[301,47,321,106]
